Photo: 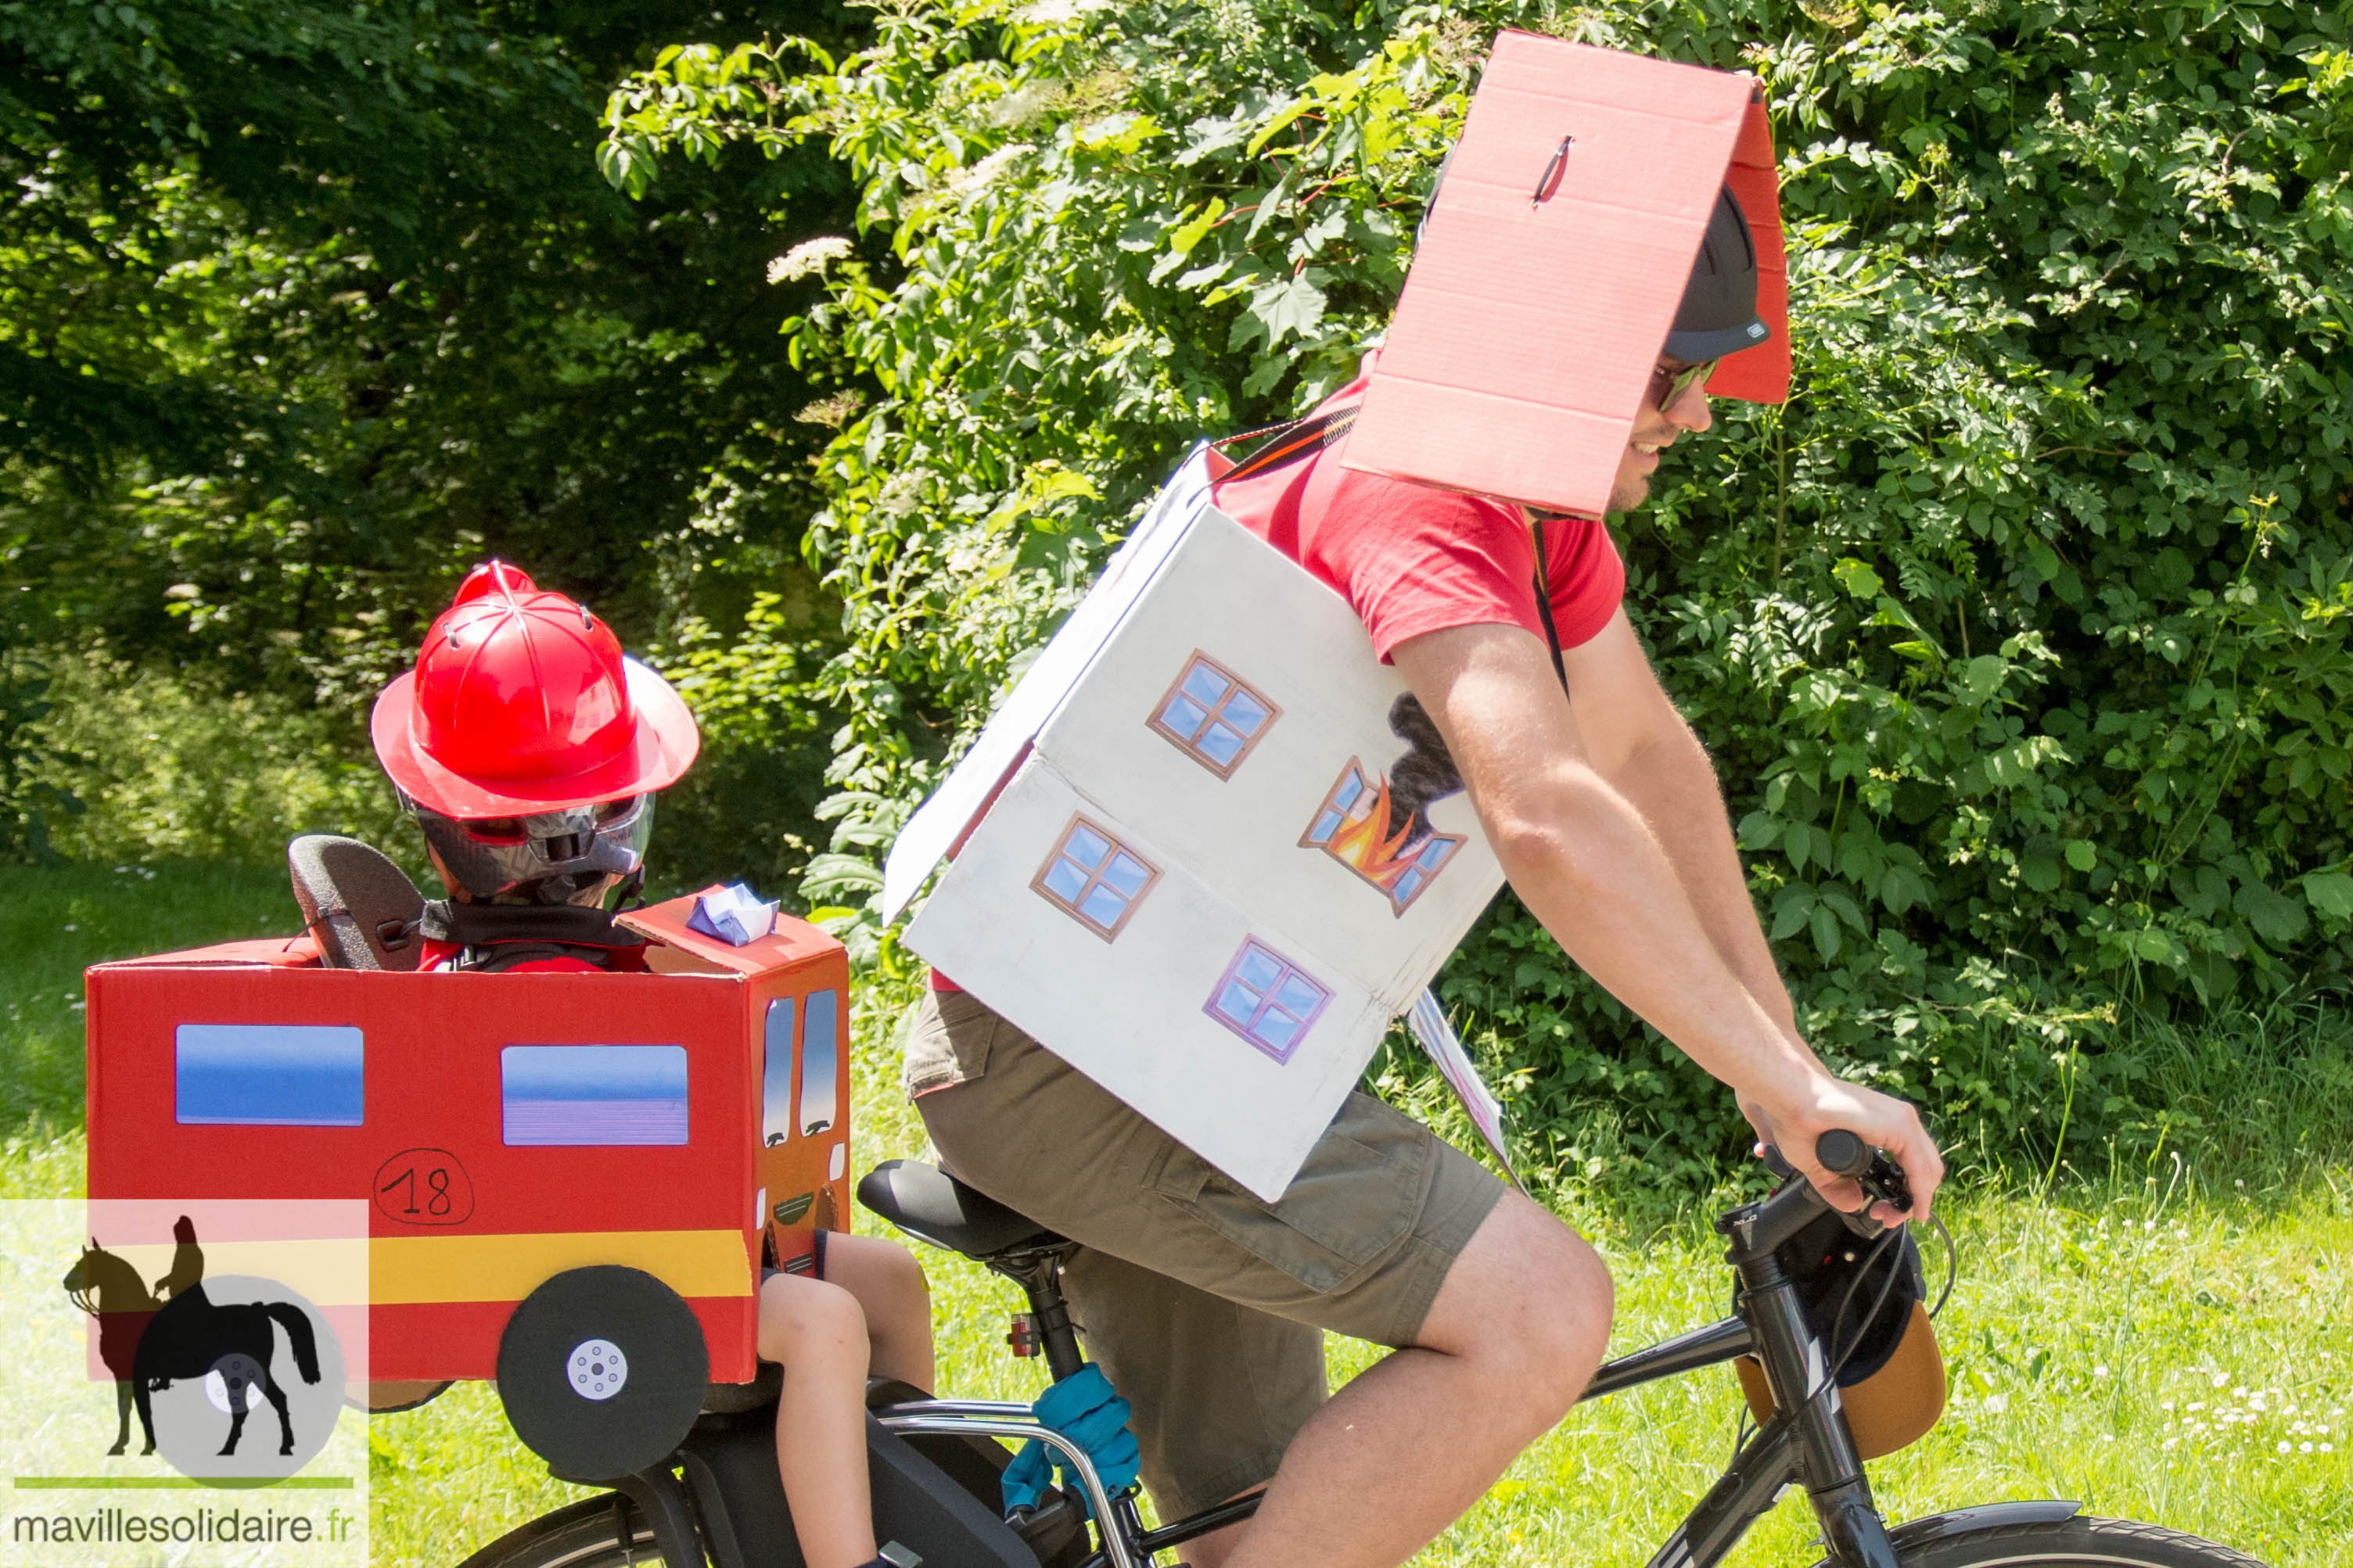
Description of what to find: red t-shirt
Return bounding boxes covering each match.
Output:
[929,375,1625,994]
[1210,372,1626,661]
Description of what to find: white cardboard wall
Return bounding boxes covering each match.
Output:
[894,454,1508,1198]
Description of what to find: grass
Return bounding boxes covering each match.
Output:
[5,860,2348,1566]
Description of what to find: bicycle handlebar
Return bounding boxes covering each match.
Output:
[1755,1132,1917,1237]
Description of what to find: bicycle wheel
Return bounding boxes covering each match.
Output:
[454,1497,662,1568]
[1896,1514,2269,1568]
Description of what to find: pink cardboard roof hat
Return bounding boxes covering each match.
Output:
[1344,33,1791,518]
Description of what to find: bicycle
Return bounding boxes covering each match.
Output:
[455,1133,2269,1568]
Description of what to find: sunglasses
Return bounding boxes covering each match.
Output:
[1648,358,1719,411]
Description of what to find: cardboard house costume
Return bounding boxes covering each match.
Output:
[886,34,1791,1200]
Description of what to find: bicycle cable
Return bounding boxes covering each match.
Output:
[1925,1207,1958,1319]
[1823,1228,1906,1387]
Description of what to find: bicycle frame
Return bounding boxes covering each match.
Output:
[871,1171,1913,1568]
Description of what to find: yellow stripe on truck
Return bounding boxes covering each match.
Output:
[369,1229,754,1305]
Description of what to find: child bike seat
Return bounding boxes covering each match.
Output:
[858,1160,1065,1260]
[289,834,426,971]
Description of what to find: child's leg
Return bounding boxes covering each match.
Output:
[820,1233,935,1394]
[760,1273,878,1568]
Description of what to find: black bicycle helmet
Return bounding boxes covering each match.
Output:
[1662,187,1771,363]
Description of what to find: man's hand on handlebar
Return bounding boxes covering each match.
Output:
[1742,1074,1943,1227]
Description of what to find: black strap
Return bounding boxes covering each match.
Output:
[1215,405,1360,485]
[419,899,647,972]
[1531,515,1571,697]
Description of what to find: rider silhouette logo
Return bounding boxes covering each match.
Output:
[63,1209,352,1484]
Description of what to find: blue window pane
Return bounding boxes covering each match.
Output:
[503,1045,686,1146]
[1222,689,1270,734]
[1066,823,1112,868]
[1392,870,1424,903]
[762,999,796,1146]
[1079,884,1130,929]
[177,1024,364,1126]
[1159,694,1207,737]
[1417,838,1455,870]
[800,989,841,1136]
[1043,856,1090,902]
[1196,724,1245,767]
[1236,945,1282,992]
[1273,974,1326,1017]
[1330,771,1364,810]
[1306,809,1343,845]
[1213,981,1259,1026]
[1253,1011,1302,1051]
[1180,664,1230,707]
[1100,852,1152,897]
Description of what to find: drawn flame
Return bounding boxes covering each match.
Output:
[1324,775,1420,890]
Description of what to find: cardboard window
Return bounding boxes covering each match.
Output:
[798,989,841,1136]
[175,1024,365,1127]
[1148,651,1281,779]
[1031,813,1163,940]
[501,1044,688,1146]
[761,997,795,1146]
[1205,938,1332,1064]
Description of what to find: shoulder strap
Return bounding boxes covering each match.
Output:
[1214,404,1360,486]
[1531,515,1571,698]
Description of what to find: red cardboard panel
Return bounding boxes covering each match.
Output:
[1708,97,1791,404]
[82,894,854,1387]
[1346,33,1789,516]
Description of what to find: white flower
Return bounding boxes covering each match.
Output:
[768,237,853,284]
[2278,1441,2292,1454]
[950,142,1033,195]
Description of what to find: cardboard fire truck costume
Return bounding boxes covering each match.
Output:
[885,34,1791,1202]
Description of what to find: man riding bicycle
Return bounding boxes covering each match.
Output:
[902,59,1947,1568]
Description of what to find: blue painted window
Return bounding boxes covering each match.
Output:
[1148,654,1277,778]
[502,1045,688,1146]
[1033,816,1159,938]
[1304,764,1370,845]
[762,999,796,1147]
[799,989,840,1136]
[1204,939,1331,1064]
[176,1024,364,1126]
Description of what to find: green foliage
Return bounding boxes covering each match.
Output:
[2,0,874,884]
[605,0,2353,1167]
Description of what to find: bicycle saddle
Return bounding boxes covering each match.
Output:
[858,1159,1065,1259]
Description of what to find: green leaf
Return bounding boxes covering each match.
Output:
[2236,881,2310,945]
[1167,197,1224,257]
[1830,558,1884,599]
[1770,883,1816,941]
[1810,903,1843,962]
[1959,655,2010,702]
[1242,273,1325,350]
[2304,870,2353,923]
[2064,839,2096,872]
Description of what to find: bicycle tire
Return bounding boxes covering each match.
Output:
[1888,1514,2269,1568]
[454,1496,663,1568]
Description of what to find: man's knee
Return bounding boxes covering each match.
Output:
[1417,1193,1613,1419]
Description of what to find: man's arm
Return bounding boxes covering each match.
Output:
[1554,611,1806,1133]
[1391,618,1943,1222]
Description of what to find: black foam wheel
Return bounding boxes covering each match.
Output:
[496,1266,708,1482]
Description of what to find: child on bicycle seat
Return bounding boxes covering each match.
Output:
[372,560,936,1568]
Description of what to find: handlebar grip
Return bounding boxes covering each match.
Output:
[1815,1128,1870,1177]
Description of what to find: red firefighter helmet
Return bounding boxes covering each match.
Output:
[371,561,699,820]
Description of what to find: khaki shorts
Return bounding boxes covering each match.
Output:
[903,988,1503,1517]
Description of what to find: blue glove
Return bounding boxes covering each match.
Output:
[1000,1362,1141,1518]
